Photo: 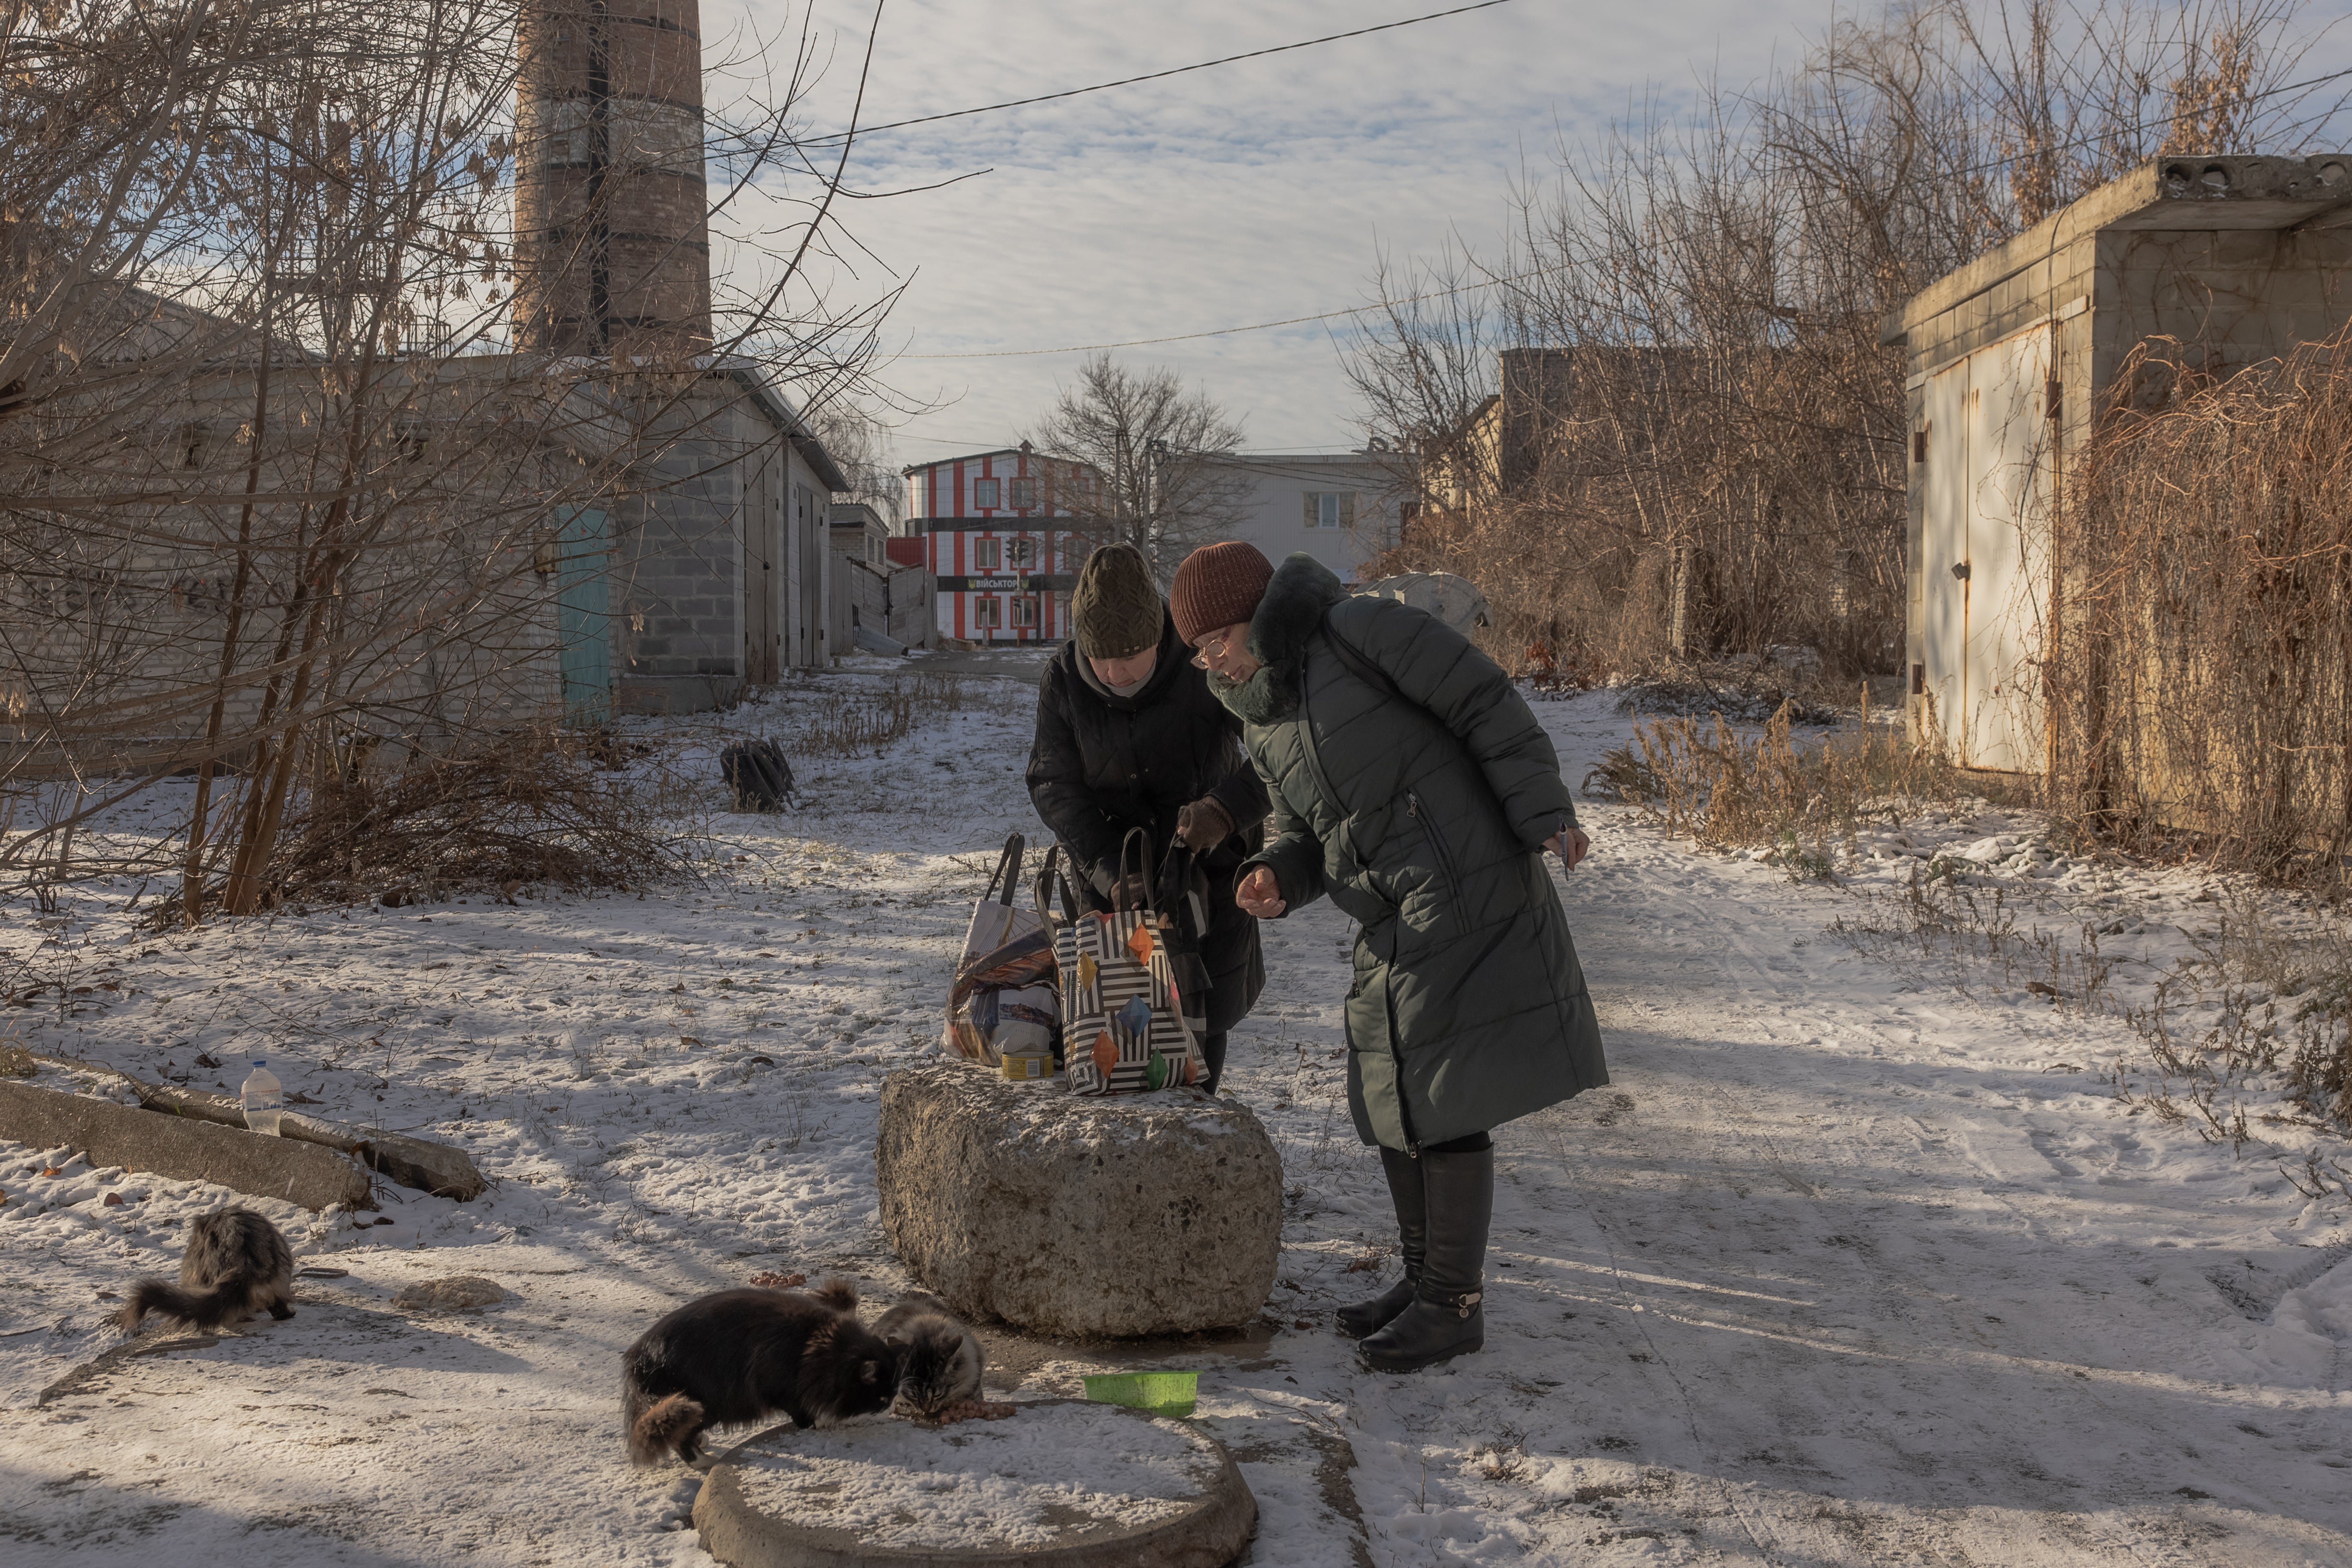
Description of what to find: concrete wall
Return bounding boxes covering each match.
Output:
[1,363,611,771]
[615,385,839,712]
[832,556,883,646]
[613,399,749,713]
[3,357,851,764]
[2092,227,2352,395]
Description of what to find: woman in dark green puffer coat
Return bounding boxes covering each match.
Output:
[1168,542,1608,1372]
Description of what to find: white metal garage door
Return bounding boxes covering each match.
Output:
[1919,323,2054,774]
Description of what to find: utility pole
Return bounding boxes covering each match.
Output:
[1145,436,1169,575]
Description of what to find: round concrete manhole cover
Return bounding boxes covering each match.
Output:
[693,1399,1256,1567]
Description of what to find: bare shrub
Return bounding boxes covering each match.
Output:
[251,733,681,908]
[1349,0,2343,679]
[2122,891,2352,1135]
[792,688,918,757]
[1593,696,2017,873]
[0,0,904,918]
[2053,330,2352,879]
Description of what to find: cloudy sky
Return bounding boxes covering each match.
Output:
[705,0,2349,465]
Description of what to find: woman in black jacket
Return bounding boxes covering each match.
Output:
[1026,543,1268,1093]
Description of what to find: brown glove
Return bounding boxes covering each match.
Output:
[1089,860,1153,911]
[1175,796,1236,851]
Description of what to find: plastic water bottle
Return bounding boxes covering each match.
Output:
[241,1059,284,1136]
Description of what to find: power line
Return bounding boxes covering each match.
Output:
[811,0,1520,145]
[894,260,1562,360]
[898,63,2352,363]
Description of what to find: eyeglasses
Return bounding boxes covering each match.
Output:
[1191,627,1242,666]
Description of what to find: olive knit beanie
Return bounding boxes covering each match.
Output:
[1169,540,1275,644]
[1070,543,1164,659]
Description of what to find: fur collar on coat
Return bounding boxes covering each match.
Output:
[1213,553,1348,725]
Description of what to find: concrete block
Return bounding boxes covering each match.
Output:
[128,1079,484,1199]
[876,1064,1282,1339]
[0,1080,373,1211]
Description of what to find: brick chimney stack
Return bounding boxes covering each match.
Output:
[513,0,714,357]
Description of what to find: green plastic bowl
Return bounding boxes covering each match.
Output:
[1081,1371,1200,1418]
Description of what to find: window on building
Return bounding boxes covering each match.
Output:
[973,596,1003,628]
[1008,537,1037,569]
[974,537,1001,570]
[974,478,1001,509]
[1011,595,1039,628]
[1304,491,1357,530]
[1009,478,1039,509]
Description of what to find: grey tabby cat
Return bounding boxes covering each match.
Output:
[872,1291,985,1418]
[120,1206,296,1332]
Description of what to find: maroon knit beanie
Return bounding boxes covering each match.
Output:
[1169,541,1275,645]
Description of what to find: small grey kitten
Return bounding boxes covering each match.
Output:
[120,1206,296,1332]
[873,1291,985,1418]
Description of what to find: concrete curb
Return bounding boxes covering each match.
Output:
[0,1081,374,1211]
[128,1079,485,1200]
[692,1401,1257,1568]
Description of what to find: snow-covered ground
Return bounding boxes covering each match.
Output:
[3,671,2350,1566]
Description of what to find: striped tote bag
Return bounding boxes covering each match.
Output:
[1046,835,1207,1096]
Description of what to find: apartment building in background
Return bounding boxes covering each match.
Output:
[901,444,1097,643]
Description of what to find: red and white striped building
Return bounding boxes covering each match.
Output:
[903,444,1099,644]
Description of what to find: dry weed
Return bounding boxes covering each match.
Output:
[1836,864,2117,1009]
[794,688,918,756]
[1473,1427,1531,1484]
[1592,696,2016,877]
[1841,860,2352,1160]
[2056,331,2352,881]
[783,674,1007,758]
[2154,894,2352,1138]
[238,732,683,912]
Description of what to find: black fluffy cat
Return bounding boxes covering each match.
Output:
[120,1206,296,1332]
[872,1290,986,1419]
[622,1277,900,1464]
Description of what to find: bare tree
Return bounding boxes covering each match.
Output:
[1026,353,1250,575]
[1346,0,2347,678]
[0,0,902,918]
[807,402,903,528]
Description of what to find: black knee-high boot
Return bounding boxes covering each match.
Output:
[1337,1145,1425,1339]
[1359,1142,1491,1372]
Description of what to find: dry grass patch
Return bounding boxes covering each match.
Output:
[1590,698,2023,877]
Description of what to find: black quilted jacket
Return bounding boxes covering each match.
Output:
[1026,612,1268,1034]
